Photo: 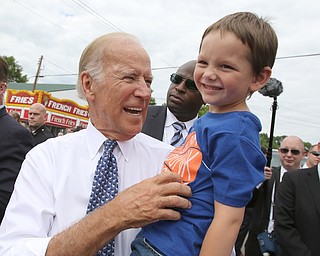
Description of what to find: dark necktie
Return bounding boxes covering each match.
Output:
[170,122,186,147]
[87,139,118,256]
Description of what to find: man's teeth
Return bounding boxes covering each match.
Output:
[125,107,142,114]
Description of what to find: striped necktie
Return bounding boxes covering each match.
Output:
[170,121,186,147]
[87,139,118,256]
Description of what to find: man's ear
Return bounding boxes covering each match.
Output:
[250,66,272,92]
[80,72,94,98]
[0,82,7,94]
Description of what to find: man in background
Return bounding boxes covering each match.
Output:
[245,135,306,255]
[302,144,320,168]
[28,102,55,146]
[0,56,33,223]
[275,143,320,255]
[142,60,204,146]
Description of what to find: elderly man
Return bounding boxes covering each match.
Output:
[0,33,191,256]
[28,102,55,146]
[245,135,306,255]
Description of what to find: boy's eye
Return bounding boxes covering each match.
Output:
[221,64,235,70]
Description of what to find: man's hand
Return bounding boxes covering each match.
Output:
[47,171,191,256]
[264,166,272,180]
[107,171,192,230]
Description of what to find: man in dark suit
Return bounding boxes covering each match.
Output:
[28,102,55,146]
[245,135,306,256]
[142,60,204,145]
[0,56,34,223]
[275,163,320,256]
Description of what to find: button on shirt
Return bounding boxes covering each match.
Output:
[162,109,197,145]
[0,120,173,256]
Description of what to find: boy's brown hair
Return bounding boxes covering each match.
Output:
[200,12,278,75]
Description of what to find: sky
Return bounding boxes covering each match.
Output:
[1,0,319,144]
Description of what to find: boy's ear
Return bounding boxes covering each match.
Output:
[250,66,272,92]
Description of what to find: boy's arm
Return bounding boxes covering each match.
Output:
[200,201,245,256]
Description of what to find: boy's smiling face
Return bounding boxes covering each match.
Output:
[194,31,263,113]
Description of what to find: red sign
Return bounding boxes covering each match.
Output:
[79,120,88,129]
[6,90,39,106]
[49,113,77,128]
[6,89,89,129]
[45,98,89,118]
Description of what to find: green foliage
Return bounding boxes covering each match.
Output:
[149,96,156,105]
[260,133,285,149]
[260,133,311,150]
[149,88,156,105]
[260,133,269,148]
[198,104,209,117]
[2,56,28,83]
[304,142,312,151]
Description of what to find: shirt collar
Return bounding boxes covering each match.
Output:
[165,108,198,132]
[280,166,288,182]
[86,119,134,162]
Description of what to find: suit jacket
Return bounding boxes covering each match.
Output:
[142,105,167,141]
[245,166,281,256]
[275,165,320,256]
[32,124,55,146]
[0,107,34,223]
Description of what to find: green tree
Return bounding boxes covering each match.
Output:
[304,142,312,151]
[260,133,269,148]
[149,96,156,105]
[198,104,209,117]
[2,56,28,83]
[148,89,156,105]
[260,134,311,151]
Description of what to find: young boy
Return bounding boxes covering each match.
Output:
[131,12,278,255]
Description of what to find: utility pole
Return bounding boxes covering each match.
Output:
[32,55,43,92]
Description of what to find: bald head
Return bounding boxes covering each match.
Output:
[28,103,47,131]
[166,60,204,122]
[176,60,197,74]
[278,135,306,171]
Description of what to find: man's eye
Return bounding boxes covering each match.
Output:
[145,79,152,88]
[124,76,135,81]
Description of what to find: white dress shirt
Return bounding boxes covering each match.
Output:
[162,109,198,145]
[267,166,288,233]
[0,120,173,256]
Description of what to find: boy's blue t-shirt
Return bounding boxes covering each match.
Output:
[140,111,266,255]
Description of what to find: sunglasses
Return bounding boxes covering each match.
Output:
[279,148,301,156]
[309,151,320,157]
[170,73,198,91]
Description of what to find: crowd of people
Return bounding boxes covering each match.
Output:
[0,11,319,256]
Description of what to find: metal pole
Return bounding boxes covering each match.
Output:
[32,55,43,92]
[266,96,278,167]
